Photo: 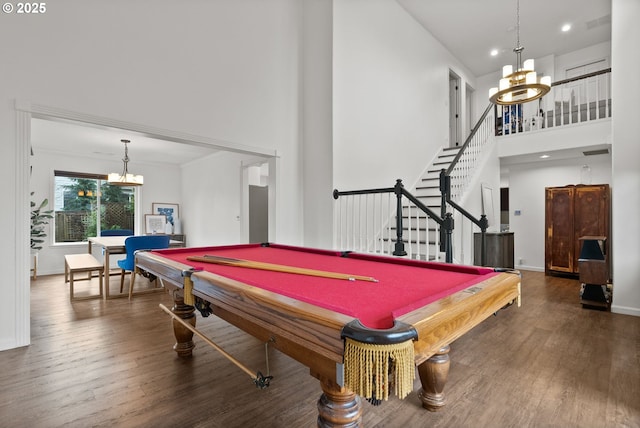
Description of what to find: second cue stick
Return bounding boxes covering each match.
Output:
[186,255,378,282]
[159,303,257,380]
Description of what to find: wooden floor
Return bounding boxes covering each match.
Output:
[0,271,638,427]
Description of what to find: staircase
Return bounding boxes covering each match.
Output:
[385,147,461,261]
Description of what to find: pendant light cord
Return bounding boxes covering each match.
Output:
[516,0,520,49]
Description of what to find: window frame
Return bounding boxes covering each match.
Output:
[53,170,139,244]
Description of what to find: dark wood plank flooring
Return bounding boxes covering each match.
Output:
[0,271,638,427]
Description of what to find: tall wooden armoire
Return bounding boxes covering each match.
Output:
[545,184,610,275]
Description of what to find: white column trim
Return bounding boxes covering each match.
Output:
[15,109,31,347]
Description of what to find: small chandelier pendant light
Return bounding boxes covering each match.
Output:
[107,139,144,186]
[489,0,551,105]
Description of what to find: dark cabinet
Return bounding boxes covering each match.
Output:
[474,232,514,269]
[545,184,610,275]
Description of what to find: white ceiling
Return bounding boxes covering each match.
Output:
[398,0,612,77]
[31,118,216,166]
[31,0,612,164]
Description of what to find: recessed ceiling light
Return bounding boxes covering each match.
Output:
[490,49,499,57]
[561,23,571,32]
[540,154,550,159]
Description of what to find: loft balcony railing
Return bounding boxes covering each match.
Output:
[495,68,611,136]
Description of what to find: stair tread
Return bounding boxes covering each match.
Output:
[390,228,438,232]
[382,238,438,245]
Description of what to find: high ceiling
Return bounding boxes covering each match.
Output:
[398,0,611,77]
[31,0,612,164]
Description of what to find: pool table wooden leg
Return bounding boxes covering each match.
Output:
[317,380,362,427]
[171,296,196,357]
[418,345,451,411]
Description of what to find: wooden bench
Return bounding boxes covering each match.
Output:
[64,254,104,301]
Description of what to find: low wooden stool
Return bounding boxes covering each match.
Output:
[64,254,104,301]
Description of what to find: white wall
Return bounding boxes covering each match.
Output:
[611,0,640,316]
[506,154,612,271]
[181,151,268,247]
[333,0,476,191]
[301,0,334,249]
[554,41,611,76]
[1,0,307,350]
[499,121,611,158]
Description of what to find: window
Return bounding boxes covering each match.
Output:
[54,171,137,243]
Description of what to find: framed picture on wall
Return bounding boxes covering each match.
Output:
[152,203,179,226]
[145,214,167,234]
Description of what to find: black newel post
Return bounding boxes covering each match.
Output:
[439,170,449,253]
[479,214,489,266]
[443,212,454,263]
[393,179,407,257]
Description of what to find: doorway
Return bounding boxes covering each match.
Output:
[247,163,269,243]
[465,83,475,140]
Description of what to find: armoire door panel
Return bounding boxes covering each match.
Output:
[546,187,574,273]
[545,184,610,275]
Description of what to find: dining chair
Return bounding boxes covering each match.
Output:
[117,235,170,299]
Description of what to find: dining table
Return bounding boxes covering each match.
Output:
[87,235,184,299]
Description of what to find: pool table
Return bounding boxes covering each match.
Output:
[135,243,520,427]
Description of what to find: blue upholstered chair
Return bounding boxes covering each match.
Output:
[100,229,134,236]
[117,235,170,299]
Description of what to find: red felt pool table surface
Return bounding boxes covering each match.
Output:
[148,243,499,329]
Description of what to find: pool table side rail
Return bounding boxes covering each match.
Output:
[134,251,193,287]
[190,270,353,359]
[399,271,521,366]
[135,251,354,382]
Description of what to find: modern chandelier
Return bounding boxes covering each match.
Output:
[107,139,144,186]
[489,0,551,105]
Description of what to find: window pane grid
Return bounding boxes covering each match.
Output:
[54,173,136,243]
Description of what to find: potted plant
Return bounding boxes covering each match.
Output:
[31,192,53,251]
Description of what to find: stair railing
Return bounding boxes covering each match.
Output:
[439,170,489,265]
[444,103,495,202]
[434,103,494,263]
[334,179,454,262]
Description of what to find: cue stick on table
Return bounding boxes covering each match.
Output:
[159,304,272,388]
[186,255,379,283]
